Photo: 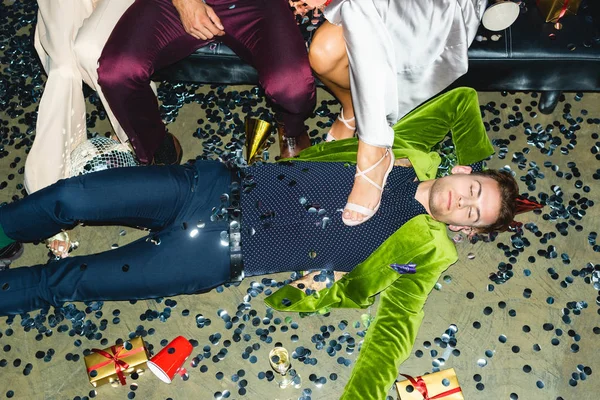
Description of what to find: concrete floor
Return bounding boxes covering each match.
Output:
[1,2,599,399]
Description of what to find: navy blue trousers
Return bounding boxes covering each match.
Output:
[0,161,232,316]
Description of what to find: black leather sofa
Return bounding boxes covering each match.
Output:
[154,0,600,114]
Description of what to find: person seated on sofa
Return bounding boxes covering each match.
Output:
[306,0,485,228]
[0,88,534,398]
[96,0,316,165]
[25,0,134,194]
[26,0,315,196]
[25,0,317,258]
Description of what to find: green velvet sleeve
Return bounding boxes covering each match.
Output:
[340,223,458,400]
[265,216,457,314]
[290,87,494,181]
[391,87,494,169]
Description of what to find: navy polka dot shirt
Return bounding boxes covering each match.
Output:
[240,161,427,277]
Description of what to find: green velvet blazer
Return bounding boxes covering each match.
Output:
[264,87,494,399]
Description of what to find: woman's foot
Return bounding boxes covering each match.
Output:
[46,232,75,259]
[48,240,69,258]
[342,142,394,225]
[326,109,356,142]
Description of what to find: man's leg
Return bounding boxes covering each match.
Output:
[309,21,356,141]
[0,217,230,316]
[97,0,208,164]
[209,0,316,156]
[0,164,199,243]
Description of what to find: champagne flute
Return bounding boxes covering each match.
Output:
[269,347,292,388]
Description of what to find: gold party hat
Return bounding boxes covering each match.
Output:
[245,117,272,164]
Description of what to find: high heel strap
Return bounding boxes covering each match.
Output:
[355,148,391,191]
[344,202,376,218]
[326,109,356,142]
[337,108,356,131]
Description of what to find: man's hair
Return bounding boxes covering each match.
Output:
[470,169,519,233]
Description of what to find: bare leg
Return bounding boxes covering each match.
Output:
[309,21,355,140]
[310,21,393,223]
[345,141,392,223]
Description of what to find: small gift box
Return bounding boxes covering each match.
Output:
[84,337,149,387]
[537,0,582,23]
[395,368,463,400]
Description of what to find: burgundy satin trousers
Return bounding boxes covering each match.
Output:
[98,0,316,163]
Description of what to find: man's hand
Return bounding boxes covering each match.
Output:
[173,0,225,40]
[290,271,347,291]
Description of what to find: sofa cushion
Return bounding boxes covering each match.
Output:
[453,0,600,91]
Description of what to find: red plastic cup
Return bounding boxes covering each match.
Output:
[147,336,193,383]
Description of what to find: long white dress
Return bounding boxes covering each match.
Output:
[26,0,136,193]
[323,0,486,148]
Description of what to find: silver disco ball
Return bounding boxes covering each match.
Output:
[69,136,139,177]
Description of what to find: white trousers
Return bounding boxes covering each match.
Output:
[26,0,139,193]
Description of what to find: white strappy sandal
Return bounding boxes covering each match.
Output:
[326,109,356,142]
[342,148,395,226]
[46,231,78,259]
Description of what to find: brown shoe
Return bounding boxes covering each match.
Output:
[152,132,183,165]
[277,124,311,159]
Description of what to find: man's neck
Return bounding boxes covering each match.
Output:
[415,180,434,217]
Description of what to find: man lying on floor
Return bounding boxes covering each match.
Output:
[0,88,521,399]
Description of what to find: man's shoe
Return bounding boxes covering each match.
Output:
[0,242,24,270]
[152,132,183,165]
[277,125,311,159]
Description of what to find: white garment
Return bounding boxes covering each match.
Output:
[26,0,137,193]
[324,0,486,148]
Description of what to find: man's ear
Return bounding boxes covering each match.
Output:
[451,165,472,175]
[448,224,473,234]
